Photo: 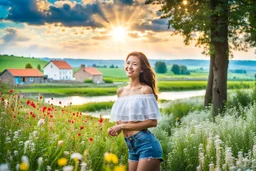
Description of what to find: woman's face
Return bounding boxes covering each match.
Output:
[125,55,142,78]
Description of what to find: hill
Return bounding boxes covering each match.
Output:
[0,55,47,73]
[1,55,255,79]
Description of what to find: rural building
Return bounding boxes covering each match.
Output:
[0,69,44,85]
[74,65,103,83]
[43,60,73,80]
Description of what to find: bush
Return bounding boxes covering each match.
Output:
[103,78,113,83]
[163,100,203,119]
[227,89,253,108]
[84,79,93,83]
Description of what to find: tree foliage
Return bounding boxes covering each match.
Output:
[146,0,256,115]
[171,64,190,75]
[155,61,167,73]
[146,0,256,56]
[37,64,41,71]
[25,63,33,69]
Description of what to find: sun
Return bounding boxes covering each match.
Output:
[110,26,127,41]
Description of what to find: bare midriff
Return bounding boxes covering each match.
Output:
[117,121,141,137]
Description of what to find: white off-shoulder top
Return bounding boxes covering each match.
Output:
[110,94,161,122]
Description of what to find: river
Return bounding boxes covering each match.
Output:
[44,90,206,106]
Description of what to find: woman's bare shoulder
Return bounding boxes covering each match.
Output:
[117,86,127,97]
[141,85,153,94]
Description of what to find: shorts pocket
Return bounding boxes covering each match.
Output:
[136,133,150,143]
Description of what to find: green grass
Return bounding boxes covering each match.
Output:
[158,80,255,91]
[12,87,118,96]
[70,101,114,112]
[0,55,47,73]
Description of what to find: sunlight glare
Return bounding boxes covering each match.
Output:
[183,0,188,5]
[111,26,127,41]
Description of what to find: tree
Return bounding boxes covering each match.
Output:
[37,64,41,71]
[171,64,180,75]
[155,61,167,73]
[25,63,33,69]
[146,0,256,115]
[180,65,190,75]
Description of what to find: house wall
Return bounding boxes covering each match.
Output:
[20,77,44,84]
[44,62,73,80]
[0,71,14,85]
[74,69,91,82]
[92,75,103,83]
[59,69,73,80]
[44,62,60,80]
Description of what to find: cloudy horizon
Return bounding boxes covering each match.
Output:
[0,0,255,60]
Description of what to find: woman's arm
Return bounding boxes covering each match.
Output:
[108,120,157,136]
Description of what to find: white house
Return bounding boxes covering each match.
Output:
[43,60,73,80]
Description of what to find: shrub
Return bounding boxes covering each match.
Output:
[84,79,93,83]
[103,78,113,83]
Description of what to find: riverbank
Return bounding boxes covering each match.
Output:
[3,80,254,96]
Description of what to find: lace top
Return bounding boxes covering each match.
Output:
[110,94,161,122]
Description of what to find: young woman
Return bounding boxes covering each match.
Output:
[107,52,163,171]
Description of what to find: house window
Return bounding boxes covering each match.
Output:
[51,65,53,68]
[30,77,34,81]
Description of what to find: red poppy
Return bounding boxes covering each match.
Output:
[99,118,103,123]
[42,106,47,113]
[9,89,13,93]
[40,96,43,99]
[80,126,84,130]
[89,137,93,141]
[30,102,36,108]
[26,100,31,105]
[78,133,81,136]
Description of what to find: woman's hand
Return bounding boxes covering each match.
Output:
[107,125,122,136]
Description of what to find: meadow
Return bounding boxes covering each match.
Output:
[3,81,254,97]
[1,79,256,170]
[0,55,47,73]
[0,87,127,171]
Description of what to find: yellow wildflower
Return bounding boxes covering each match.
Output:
[114,165,126,171]
[20,162,29,171]
[58,158,67,166]
[104,153,118,164]
[111,154,118,164]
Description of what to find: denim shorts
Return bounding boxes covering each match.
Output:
[124,129,163,162]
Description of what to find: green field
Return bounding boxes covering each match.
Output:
[0,55,47,73]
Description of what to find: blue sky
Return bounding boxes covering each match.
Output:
[0,0,255,60]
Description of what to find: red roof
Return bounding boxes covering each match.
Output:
[7,69,43,77]
[84,67,102,75]
[51,60,72,69]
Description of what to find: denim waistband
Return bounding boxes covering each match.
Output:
[124,129,149,141]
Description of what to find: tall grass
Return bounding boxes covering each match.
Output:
[0,90,127,170]
[152,88,256,171]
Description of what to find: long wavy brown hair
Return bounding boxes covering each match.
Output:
[126,52,159,100]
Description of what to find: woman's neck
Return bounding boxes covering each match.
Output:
[128,77,141,88]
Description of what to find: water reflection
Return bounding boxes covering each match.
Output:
[44,90,206,106]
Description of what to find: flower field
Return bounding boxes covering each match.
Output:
[0,88,127,171]
[1,81,256,171]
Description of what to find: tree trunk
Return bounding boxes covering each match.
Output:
[204,54,214,107]
[210,0,229,116]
